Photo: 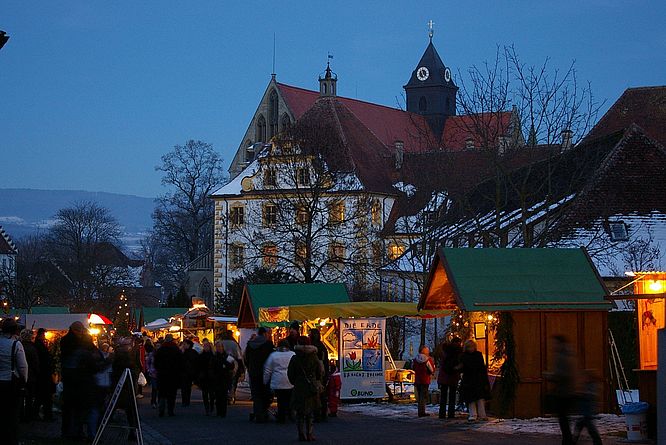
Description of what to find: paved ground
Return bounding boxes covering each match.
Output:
[19,386,632,445]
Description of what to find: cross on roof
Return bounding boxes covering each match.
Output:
[427,20,434,41]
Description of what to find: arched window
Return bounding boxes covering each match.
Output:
[245,139,254,162]
[281,113,291,131]
[198,278,212,306]
[419,96,427,112]
[268,90,279,138]
[256,114,266,142]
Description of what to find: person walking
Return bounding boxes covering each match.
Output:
[437,336,462,419]
[197,341,216,416]
[221,330,243,403]
[309,328,329,422]
[211,340,236,417]
[459,339,490,422]
[144,341,159,409]
[245,327,275,423]
[19,328,40,421]
[288,336,324,442]
[264,339,295,423]
[59,321,85,439]
[547,335,577,445]
[133,336,146,399]
[327,360,341,418]
[154,334,183,417]
[413,345,435,417]
[572,369,603,445]
[181,339,199,408]
[34,328,55,421]
[0,318,28,445]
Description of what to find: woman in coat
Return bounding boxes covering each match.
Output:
[412,345,435,417]
[264,339,295,423]
[197,342,215,415]
[459,339,490,422]
[437,336,462,419]
[287,336,323,442]
[211,341,236,417]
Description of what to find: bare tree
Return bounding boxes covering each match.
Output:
[152,140,226,291]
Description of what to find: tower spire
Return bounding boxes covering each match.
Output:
[427,19,434,42]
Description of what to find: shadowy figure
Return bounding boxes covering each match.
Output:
[547,335,576,445]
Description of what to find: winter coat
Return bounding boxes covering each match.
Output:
[263,348,296,390]
[211,351,236,391]
[437,343,462,386]
[460,350,490,403]
[312,340,330,379]
[154,341,183,388]
[287,344,323,415]
[21,340,40,388]
[245,335,274,381]
[183,347,199,380]
[196,350,215,389]
[222,339,242,361]
[145,351,157,379]
[413,353,435,385]
[34,338,54,394]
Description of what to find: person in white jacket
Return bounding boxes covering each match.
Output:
[263,339,295,423]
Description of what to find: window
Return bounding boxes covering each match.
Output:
[281,113,291,131]
[263,168,277,187]
[371,199,382,226]
[295,242,308,265]
[296,168,310,186]
[296,205,309,225]
[230,244,245,269]
[387,242,405,260]
[269,90,279,138]
[329,201,345,224]
[262,243,278,268]
[245,140,254,162]
[229,206,244,228]
[263,204,278,226]
[608,221,629,242]
[256,114,267,142]
[329,242,346,263]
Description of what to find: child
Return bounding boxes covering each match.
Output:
[327,360,341,417]
[572,369,602,445]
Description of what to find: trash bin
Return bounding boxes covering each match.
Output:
[621,402,649,441]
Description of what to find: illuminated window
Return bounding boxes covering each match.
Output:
[371,199,381,226]
[296,168,311,186]
[230,244,245,269]
[229,206,244,228]
[263,204,277,226]
[387,242,405,260]
[263,168,277,187]
[296,206,309,225]
[329,242,346,263]
[329,201,345,224]
[295,242,308,265]
[262,243,278,268]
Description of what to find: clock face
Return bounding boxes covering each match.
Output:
[416,66,429,81]
[444,68,451,82]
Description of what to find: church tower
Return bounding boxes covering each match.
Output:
[319,60,337,97]
[404,24,458,137]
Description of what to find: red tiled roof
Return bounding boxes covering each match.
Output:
[585,86,666,147]
[441,112,513,149]
[277,83,435,152]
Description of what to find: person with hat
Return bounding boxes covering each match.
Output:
[154,334,183,417]
[244,327,274,422]
[286,321,300,351]
[0,318,28,445]
[287,335,324,441]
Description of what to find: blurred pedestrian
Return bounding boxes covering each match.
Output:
[34,328,55,421]
[573,369,602,445]
[413,345,435,417]
[211,340,236,417]
[245,327,274,423]
[20,328,39,421]
[197,341,215,416]
[134,336,146,399]
[112,337,139,441]
[221,330,243,403]
[437,336,462,419]
[327,360,341,418]
[288,336,323,441]
[264,339,295,423]
[144,341,158,409]
[154,334,183,417]
[459,339,490,422]
[286,321,300,350]
[548,335,576,445]
[309,328,329,422]
[181,339,198,407]
[59,321,85,439]
[0,318,28,445]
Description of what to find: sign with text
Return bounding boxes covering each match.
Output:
[340,318,385,399]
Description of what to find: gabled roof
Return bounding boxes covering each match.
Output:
[0,226,17,255]
[585,86,666,147]
[237,283,350,328]
[418,247,610,312]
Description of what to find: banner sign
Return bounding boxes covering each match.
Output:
[340,318,385,399]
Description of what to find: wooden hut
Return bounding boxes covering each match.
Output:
[418,247,612,418]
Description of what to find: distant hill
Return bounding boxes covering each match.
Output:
[0,189,155,249]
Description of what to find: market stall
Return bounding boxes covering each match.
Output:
[418,247,612,418]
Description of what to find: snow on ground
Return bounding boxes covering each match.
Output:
[340,402,626,437]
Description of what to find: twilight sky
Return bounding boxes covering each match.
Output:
[1,1,664,197]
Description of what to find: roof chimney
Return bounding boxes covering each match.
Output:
[560,129,573,150]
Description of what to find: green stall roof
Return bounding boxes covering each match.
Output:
[239,283,350,328]
[133,307,189,325]
[419,247,611,312]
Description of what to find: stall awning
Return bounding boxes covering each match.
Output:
[21,314,90,331]
[238,283,350,328]
[258,301,451,324]
[419,247,611,312]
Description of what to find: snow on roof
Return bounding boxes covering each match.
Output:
[393,182,417,198]
[212,158,260,196]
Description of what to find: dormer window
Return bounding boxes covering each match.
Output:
[608,221,629,242]
[263,168,277,187]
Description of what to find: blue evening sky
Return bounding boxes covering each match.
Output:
[1,1,664,197]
